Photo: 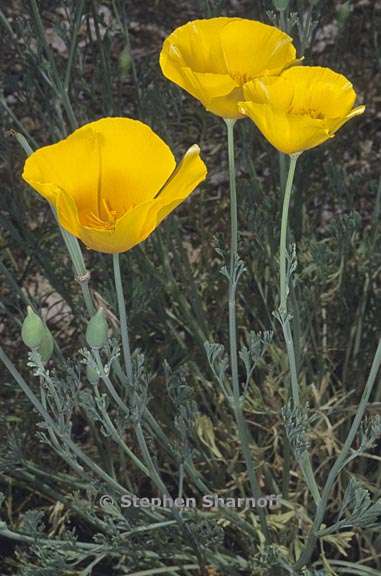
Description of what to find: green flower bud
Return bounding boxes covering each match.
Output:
[86,363,100,386]
[86,308,108,350]
[38,325,54,364]
[21,306,44,349]
[272,0,289,10]
[119,45,132,78]
[336,1,352,27]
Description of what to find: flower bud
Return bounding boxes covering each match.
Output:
[336,1,353,27]
[38,326,54,364]
[119,45,132,79]
[86,307,108,350]
[86,364,100,386]
[21,306,44,349]
[272,0,289,10]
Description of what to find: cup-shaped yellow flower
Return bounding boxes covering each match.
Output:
[239,66,365,155]
[160,17,297,119]
[22,118,207,253]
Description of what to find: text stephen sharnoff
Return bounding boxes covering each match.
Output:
[120,494,281,509]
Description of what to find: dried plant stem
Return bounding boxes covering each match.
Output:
[225,118,270,542]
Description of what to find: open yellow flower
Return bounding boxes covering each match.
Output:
[22,117,207,253]
[160,17,297,119]
[239,66,365,155]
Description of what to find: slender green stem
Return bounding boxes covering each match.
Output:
[225,118,239,400]
[113,253,133,384]
[0,346,130,498]
[282,320,300,406]
[92,352,150,477]
[14,131,95,318]
[64,0,86,91]
[226,119,238,271]
[29,0,78,130]
[135,421,206,571]
[279,152,287,195]
[279,154,299,317]
[224,118,270,542]
[1,103,39,149]
[315,560,381,576]
[111,0,142,114]
[59,226,95,317]
[281,438,291,500]
[12,130,34,155]
[126,565,200,576]
[294,338,381,570]
[111,253,205,568]
[279,154,321,506]
[279,9,287,32]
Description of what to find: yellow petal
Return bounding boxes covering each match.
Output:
[160,17,297,119]
[241,66,365,153]
[154,143,207,225]
[63,144,207,254]
[239,101,331,155]
[280,66,358,118]
[78,201,158,254]
[207,87,245,118]
[79,118,176,218]
[243,76,293,109]
[220,19,296,83]
[55,187,82,237]
[23,118,177,227]
[23,126,100,211]
[22,116,208,253]
[160,18,233,77]
[164,62,238,104]
[325,105,366,133]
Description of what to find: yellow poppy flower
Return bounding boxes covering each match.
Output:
[239,66,365,155]
[159,17,297,119]
[22,117,207,254]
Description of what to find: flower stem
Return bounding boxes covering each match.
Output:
[60,227,95,316]
[0,345,131,499]
[112,252,133,385]
[29,0,78,131]
[226,119,238,271]
[111,253,206,569]
[294,338,381,570]
[224,118,270,543]
[279,154,321,506]
[279,154,298,318]
[14,130,95,319]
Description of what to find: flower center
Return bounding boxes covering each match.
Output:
[230,71,252,86]
[289,106,325,120]
[86,199,119,230]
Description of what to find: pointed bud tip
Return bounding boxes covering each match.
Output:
[186,144,200,156]
[86,307,108,350]
[21,307,44,349]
